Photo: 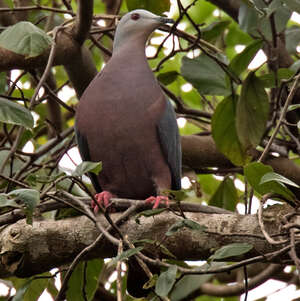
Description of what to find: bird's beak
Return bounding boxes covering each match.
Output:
[157,16,175,24]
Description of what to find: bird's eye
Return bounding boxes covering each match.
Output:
[131,13,140,21]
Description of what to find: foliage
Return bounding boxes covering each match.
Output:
[0,0,299,300]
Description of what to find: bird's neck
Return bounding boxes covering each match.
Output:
[112,35,149,60]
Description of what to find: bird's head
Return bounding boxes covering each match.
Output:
[113,9,174,51]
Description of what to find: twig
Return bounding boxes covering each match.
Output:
[117,240,123,301]
[30,26,61,107]
[258,194,289,245]
[259,73,300,162]
[55,199,142,301]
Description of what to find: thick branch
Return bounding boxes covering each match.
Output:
[64,45,97,97]
[0,203,294,278]
[181,135,300,189]
[72,0,94,45]
[0,31,77,72]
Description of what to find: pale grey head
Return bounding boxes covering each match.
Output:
[113,9,174,52]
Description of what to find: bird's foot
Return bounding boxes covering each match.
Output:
[92,191,114,214]
[145,195,169,209]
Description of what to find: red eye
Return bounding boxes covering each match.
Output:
[131,13,140,21]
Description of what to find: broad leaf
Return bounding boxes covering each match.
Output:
[285,26,300,54]
[236,72,269,149]
[282,0,300,13]
[201,20,231,42]
[0,98,34,128]
[229,40,263,76]
[288,104,300,112]
[111,247,143,264]
[23,276,49,301]
[155,265,177,297]
[239,2,291,39]
[166,219,206,236]
[136,208,166,222]
[244,162,295,200]
[66,259,102,301]
[260,172,300,188]
[157,71,179,85]
[126,0,171,15]
[12,280,32,301]
[209,177,238,211]
[0,21,52,58]
[258,68,295,88]
[0,195,21,208]
[181,55,231,96]
[170,274,212,301]
[212,96,249,166]
[209,243,253,261]
[8,189,40,224]
[72,161,102,177]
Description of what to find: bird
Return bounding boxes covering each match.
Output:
[75,10,182,297]
[75,9,181,212]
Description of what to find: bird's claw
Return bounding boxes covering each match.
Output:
[92,191,113,214]
[145,195,169,209]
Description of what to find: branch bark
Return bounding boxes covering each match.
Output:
[0,202,294,278]
[72,0,94,45]
[181,135,300,190]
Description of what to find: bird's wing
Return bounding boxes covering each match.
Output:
[75,128,102,192]
[157,99,182,190]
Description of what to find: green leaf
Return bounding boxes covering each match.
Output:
[209,243,253,261]
[288,104,300,112]
[260,172,300,188]
[212,96,249,166]
[209,177,238,211]
[181,55,231,96]
[0,21,52,58]
[23,275,49,301]
[66,259,103,301]
[8,189,40,224]
[258,68,295,88]
[282,0,300,13]
[137,208,166,218]
[201,20,231,42]
[72,161,102,177]
[236,72,269,149]
[239,2,291,39]
[0,72,6,93]
[155,265,177,297]
[157,71,179,86]
[170,274,212,301]
[166,219,206,236]
[0,194,21,208]
[12,280,32,301]
[143,274,158,290]
[229,40,263,76]
[111,247,143,264]
[285,26,300,54]
[244,162,295,200]
[125,0,171,15]
[0,98,34,128]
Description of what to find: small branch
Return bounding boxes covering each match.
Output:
[258,194,289,245]
[117,240,123,301]
[259,73,300,162]
[197,264,283,297]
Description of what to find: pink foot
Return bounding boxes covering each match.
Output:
[145,196,169,209]
[92,191,113,214]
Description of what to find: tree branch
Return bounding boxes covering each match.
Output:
[72,0,94,45]
[0,202,294,278]
[181,135,300,189]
